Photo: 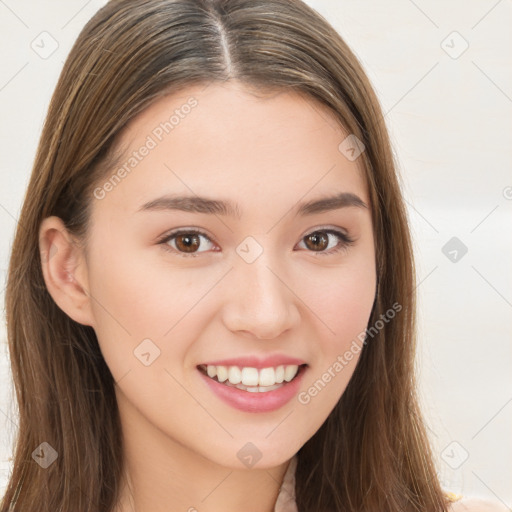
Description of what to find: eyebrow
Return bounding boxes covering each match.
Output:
[137,192,368,219]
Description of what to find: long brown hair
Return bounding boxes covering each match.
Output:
[2,1,450,510]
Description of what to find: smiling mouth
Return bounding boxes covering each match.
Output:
[197,363,308,393]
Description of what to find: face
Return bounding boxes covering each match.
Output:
[56,81,376,469]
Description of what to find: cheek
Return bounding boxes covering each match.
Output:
[332,271,375,338]
[295,263,375,431]
[301,260,376,348]
[86,244,218,376]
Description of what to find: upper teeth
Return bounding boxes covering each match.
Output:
[203,364,300,387]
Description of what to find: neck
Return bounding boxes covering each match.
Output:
[113,388,292,512]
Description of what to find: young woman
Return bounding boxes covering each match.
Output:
[1,1,507,511]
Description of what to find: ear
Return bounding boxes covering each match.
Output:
[38,216,95,327]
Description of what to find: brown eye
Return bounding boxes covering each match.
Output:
[159,229,216,257]
[298,229,355,255]
[174,233,201,253]
[304,232,329,251]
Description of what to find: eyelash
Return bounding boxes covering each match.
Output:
[156,228,355,258]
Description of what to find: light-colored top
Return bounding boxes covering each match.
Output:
[273,455,298,512]
[273,455,510,512]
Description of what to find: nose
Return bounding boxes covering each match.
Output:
[221,254,300,340]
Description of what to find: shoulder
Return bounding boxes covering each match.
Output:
[448,497,511,512]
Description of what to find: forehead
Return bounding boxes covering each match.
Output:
[92,81,369,220]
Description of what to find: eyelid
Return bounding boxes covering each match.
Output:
[301,225,351,240]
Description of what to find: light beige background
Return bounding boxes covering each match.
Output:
[1,0,511,505]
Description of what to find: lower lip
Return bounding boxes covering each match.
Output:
[197,365,307,413]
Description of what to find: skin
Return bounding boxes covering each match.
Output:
[39,80,377,512]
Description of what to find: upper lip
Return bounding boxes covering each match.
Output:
[198,354,307,369]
